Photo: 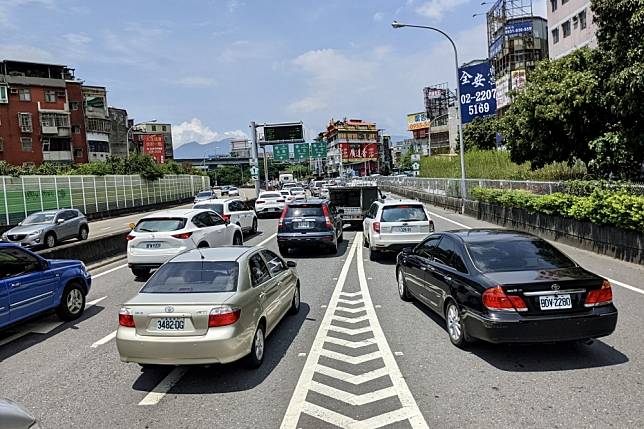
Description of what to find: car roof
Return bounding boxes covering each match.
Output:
[170,246,259,262]
[288,198,327,206]
[446,229,540,243]
[141,209,207,218]
[378,199,425,206]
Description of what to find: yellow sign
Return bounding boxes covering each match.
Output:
[407,112,431,131]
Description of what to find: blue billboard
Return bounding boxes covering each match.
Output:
[505,20,533,37]
[458,61,497,124]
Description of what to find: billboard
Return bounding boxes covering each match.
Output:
[505,20,533,38]
[458,61,497,124]
[340,143,378,163]
[142,134,165,163]
[511,69,527,92]
[407,112,431,131]
[424,84,450,120]
[496,74,511,109]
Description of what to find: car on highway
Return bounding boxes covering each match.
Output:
[277,199,343,255]
[194,190,215,204]
[0,398,40,429]
[220,185,231,196]
[126,209,243,277]
[0,243,92,329]
[228,187,240,197]
[1,209,89,249]
[363,200,434,260]
[396,229,618,347]
[193,199,258,235]
[116,246,300,368]
[310,180,327,197]
[289,187,306,198]
[281,182,298,192]
[255,191,286,217]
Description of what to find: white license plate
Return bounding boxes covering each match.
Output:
[539,294,572,310]
[156,318,185,330]
[397,227,413,233]
[145,242,162,249]
[295,221,314,229]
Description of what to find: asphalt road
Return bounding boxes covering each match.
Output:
[2,198,643,428]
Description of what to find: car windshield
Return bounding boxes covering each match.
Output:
[135,218,187,232]
[22,212,57,225]
[260,193,281,199]
[290,188,304,193]
[467,239,576,272]
[196,192,212,198]
[286,205,324,217]
[193,203,224,214]
[381,205,427,222]
[141,261,238,293]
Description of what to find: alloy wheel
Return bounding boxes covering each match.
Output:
[46,235,55,248]
[67,289,83,314]
[254,328,265,361]
[447,304,462,342]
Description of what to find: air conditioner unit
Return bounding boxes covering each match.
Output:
[10,88,19,94]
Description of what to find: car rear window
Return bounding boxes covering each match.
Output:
[286,205,324,217]
[135,218,187,232]
[197,191,212,197]
[467,239,576,272]
[141,261,238,293]
[381,205,427,222]
[193,203,224,214]
[260,193,281,199]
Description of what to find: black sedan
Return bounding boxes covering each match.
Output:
[396,229,618,347]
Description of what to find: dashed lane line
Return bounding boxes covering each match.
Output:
[92,264,128,279]
[255,232,277,247]
[138,367,189,406]
[91,331,116,348]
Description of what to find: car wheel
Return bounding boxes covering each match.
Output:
[45,232,57,249]
[289,284,300,315]
[247,324,265,369]
[56,282,86,321]
[338,228,344,243]
[363,234,369,248]
[233,232,243,246]
[429,221,435,233]
[397,269,411,301]
[446,301,469,348]
[328,239,338,254]
[369,246,379,261]
[251,218,258,234]
[78,226,89,241]
[197,241,209,248]
[131,267,150,278]
[278,244,288,256]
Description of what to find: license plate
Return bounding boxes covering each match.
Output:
[156,318,185,330]
[145,242,162,249]
[539,294,572,310]
[397,227,413,233]
[295,221,314,229]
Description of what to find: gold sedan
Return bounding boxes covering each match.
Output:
[116,246,300,368]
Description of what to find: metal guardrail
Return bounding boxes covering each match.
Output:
[0,174,210,226]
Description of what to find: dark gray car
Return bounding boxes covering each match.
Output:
[1,209,89,249]
[0,399,40,429]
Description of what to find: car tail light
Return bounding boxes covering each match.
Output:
[585,280,613,307]
[208,306,241,327]
[171,232,193,239]
[278,206,288,230]
[322,204,333,229]
[372,222,381,233]
[221,214,231,222]
[119,308,135,327]
[482,286,528,312]
[126,234,135,241]
[256,200,265,204]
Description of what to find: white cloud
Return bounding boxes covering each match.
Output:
[176,76,218,88]
[0,44,52,62]
[373,12,384,22]
[416,0,470,21]
[62,33,92,45]
[172,118,247,146]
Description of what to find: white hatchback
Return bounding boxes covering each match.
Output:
[255,191,286,217]
[127,209,243,277]
[193,198,258,235]
[363,200,434,260]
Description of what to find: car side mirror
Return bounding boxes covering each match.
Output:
[18,222,22,226]
[286,260,297,268]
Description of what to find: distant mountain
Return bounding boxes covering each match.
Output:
[173,138,234,159]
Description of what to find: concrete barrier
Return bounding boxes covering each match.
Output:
[38,229,129,265]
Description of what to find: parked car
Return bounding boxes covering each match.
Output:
[193,199,258,235]
[255,191,286,217]
[364,200,434,260]
[396,229,618,347]
[126,209,243,278]
[277,199,343,255]
[1,209,89,249]
[0,243,92,329]
[194,190,215,204]
[228,187,240,197]
[116,246,300,368]
[0,398,40,429]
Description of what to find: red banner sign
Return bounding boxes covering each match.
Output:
[142,134,165,164]
[340,143,378,163]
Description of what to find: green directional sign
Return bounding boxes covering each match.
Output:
[310,142,328,159]
[273,144,290,161]
[294,143,310,161]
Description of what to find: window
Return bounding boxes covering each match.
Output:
[41,113,70,128]
[45,89,57,103]
[417,236,441,259]
[18,88,31,101]
[0,86,7,103]
[248,253,271,286]
[193,203,224,215]
[208,212,226,226]
[73,148,83,158]
[579,9,587,30]
[261,250,287,276]
[434,237,468,273]
[562,0,569,3]
[381,205,427,222]
[88,141,109,153]
[141,261,238,293]
[229,200,246,212]
[466,238,575,272]
[70,101,80,111]
[162,125,167,132]
[18,112,32,132]
[0,247,42,279]
[0,137,3,152]
[21,137,33,152]
[72,125,81,134]
[151,125,157,131]
[562,20,571,38]
[550,0,557,10]
[192,212,216,228]
[551,28,560,44]
[134,218,187,232]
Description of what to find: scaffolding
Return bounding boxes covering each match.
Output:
[423,82,454,121]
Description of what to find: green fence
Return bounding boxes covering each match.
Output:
[0,174,210,226]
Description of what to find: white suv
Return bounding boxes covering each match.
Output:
[255,191,286,217]
[363,200,434,260]
[193,198,258,235]
[127,209,243,277]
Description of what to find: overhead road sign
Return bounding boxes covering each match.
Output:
[273,144,290,161]
[263,123,304,143]
[294,143,310,161]
[310,142,327,158]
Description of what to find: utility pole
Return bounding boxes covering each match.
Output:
[250,121,260,198]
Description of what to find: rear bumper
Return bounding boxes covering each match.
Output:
[277,232,335,247]
[463,305,618,343]
[371,235,426,251]
[127,248,185,266]
[256,205,284,214]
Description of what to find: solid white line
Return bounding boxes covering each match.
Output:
[138,367,189,406]
[92,264,128,279]
[281,235,360,428]
[256,232,277,247]
[86,296,107,306]
[426,210,471,230]
[91,330,116,348]
[607,277,644,296]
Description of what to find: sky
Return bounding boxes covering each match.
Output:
[1,0,546,147]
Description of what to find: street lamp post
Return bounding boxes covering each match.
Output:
[127,120,157,159]
[392,21,468,213]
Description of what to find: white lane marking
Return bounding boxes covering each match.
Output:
[101,227,112,230]
[298,353,307,357]
[281,235,360,427]
[256,232,277,247]
[302,402,418,429]
[309,381,398,406]
[426,210,471,229]
[607,277,644,296]
[86,296,107,306]
[314,366,390,386]
[138,367,189,406]
[92,264,128,279]
[323,336,377,349]
[91,330,116,348]
[327,325,373,336]
[394,352,404,356]
[319,349,382,365]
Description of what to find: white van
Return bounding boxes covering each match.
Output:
[279,173,294,183]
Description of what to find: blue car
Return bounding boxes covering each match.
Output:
[0,243,92,329]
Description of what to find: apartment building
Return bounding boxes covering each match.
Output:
[82,85,112,162]
[324,118,379,177]
[548,0,597,59]
[108,107,129,158]
[133,122,174,160]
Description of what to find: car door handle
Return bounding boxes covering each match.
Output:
[10,282,21,288]
[420,267,427,271]
[444,276,452,283]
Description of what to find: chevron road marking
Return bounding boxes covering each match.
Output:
[302,402,419,429]
[319,349,382,365]
[331,314,369,324]
[334,306,368,314]
[337,298,365,306]
[309,381,399,406]
[313,366,390,385]
[339,292,362,298]
[323,336,378,349]
[326,325,373,336]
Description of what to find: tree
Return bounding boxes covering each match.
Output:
[463,116,501,151]
[399,149,413,170]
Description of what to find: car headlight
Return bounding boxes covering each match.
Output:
[1,232,7,240]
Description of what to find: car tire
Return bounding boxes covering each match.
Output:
[338,228,344,243]
[329,239,338,254]
[369,246,379,261]
[247,324,265,369]
[131,267,150,278]
[251,218,258,234]
[363,234,369,248]
[45,232,57,249]
[429,221,435,233]
[56,282,86,321]
[78,226,89,241]
[397,269,411,301]
[445,301,469,348]
[289,284,300,315]
[278,244,288,256]
[233,232,243,246]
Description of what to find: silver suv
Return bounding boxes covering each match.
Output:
[1,209,89,249]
